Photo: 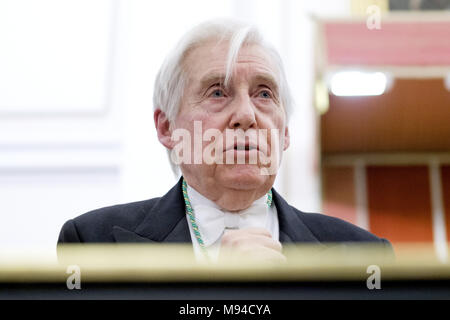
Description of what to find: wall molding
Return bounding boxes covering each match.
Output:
[323,152,450,166]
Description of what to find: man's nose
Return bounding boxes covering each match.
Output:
[228,94,256,130]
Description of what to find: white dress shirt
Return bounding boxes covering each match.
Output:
[185,183,279,262]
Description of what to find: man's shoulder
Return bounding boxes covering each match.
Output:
[58,197,160,243]
[76,197,160,227]
[290,206,386,243]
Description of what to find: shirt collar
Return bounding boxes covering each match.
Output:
[186,183,268,214]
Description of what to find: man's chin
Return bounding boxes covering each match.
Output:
[218,164,267,190]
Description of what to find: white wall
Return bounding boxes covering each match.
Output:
[0,0,351,255]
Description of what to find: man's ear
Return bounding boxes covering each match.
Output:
[283,126,290,151]
[154,109,174,149]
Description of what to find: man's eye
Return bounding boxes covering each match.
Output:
[210,89,225,98]
[258,90,272,99]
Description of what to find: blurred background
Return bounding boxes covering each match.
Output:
[0,0,449,260]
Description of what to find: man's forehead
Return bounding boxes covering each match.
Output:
[184,41,279,86]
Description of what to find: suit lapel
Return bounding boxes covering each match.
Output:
[112,177,191,243]
[272,188,323,244]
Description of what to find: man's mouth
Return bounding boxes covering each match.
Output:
[234,144,258,151]
[228,142,259,152]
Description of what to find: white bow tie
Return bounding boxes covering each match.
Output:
[193,202,268,246]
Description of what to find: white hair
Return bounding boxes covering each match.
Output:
[153,19,293,176]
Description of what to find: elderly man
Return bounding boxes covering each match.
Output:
[58,20,392,262]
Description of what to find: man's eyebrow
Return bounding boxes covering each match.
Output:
[253,74,279,92]
[199,74,226,89]
[197,73,280,92]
